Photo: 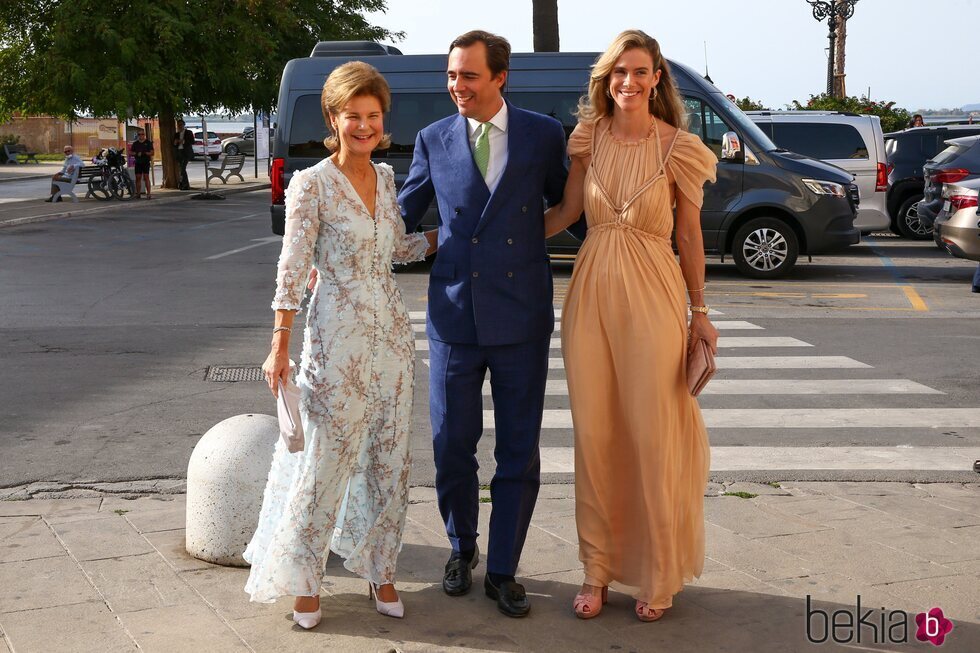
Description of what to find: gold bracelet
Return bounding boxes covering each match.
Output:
[689,305,710,314]
[272,326,291,334]
[687,286,706,294]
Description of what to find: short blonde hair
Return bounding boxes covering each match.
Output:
[576,30,687,130]
[321,61,392,152]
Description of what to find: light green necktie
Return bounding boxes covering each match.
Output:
[473,122,491,179]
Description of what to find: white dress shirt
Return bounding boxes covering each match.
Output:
[467,101,509,193]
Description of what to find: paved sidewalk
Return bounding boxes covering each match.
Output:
[1,482,978,652]
[0,162,63,183]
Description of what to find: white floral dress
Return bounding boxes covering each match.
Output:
[243,158,428,603]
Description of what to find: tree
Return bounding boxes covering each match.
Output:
[791,93,912,133]
[832,0,848,98]
[532,0,559,52]
[735,96,769,112]
[0,0,400,188]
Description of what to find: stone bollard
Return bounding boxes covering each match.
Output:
[186,413,277,566]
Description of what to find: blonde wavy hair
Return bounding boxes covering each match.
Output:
[576,30,687,130]
[321,61,392,152]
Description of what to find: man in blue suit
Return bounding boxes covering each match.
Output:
[399,30,569,617]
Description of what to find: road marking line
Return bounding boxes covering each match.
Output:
[700,379,941,395]
[415,336,807,351]
[539,446,980,473]
[485,408,980,430]
[408,309,724,321]
[205,236,281,260]
[411,320,763,333]
[901,286,929,312]
[421,355,869,370]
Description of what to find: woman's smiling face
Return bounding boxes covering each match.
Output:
[608,48,662,114]
[331,94,384,156]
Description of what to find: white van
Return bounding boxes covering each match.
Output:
[747,111,890,232]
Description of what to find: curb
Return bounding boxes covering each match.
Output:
[0,182,270,228]
[0,172,56,184]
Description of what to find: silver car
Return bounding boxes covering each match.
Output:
[222,128,255,156]
[933,177,980,262]
[747,111,890,232]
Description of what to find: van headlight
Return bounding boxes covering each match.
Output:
[803,179,846,198]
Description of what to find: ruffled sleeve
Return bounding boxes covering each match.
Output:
[666,130,718,209]
[380,163,428,264]
[567,120,595,160]
[271,167,320,312]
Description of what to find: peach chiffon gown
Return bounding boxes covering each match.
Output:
[562,117,717,609]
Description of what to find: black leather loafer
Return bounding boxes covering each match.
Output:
[484,575,530,618]
[443,545,479,596]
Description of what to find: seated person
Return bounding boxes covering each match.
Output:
[47,146,84,202]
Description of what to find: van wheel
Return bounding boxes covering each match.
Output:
[895,194,931,240]
[732,218,799,279]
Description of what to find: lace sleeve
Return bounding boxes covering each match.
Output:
[271,169,320,311]
[381,164,428,264]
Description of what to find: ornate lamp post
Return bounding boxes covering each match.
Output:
[807,0,859,96]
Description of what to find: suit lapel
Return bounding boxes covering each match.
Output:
[474,103,530,236]
[440,114,487,195]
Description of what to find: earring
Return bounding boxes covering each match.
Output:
[650,86,659,101]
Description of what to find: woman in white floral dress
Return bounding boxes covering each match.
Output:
[244,61,436,628]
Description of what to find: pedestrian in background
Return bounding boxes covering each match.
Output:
[244,61,437,629]
[45,145,83,202]
[910,114,925,128]
[173,119,192,190]
[545,29,718,623]
[131,130,153,199]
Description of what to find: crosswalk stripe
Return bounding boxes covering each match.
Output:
[714,356,870,369]
[699,379,941,395]
[476,379,940,396]
[538,446,980,473]
[412,320,763,333]
[414,336,808,352]
[408,309,725,322]
[421,355,869,370]
[486,408,980,430]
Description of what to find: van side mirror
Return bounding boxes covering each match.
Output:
[721,131,742,161]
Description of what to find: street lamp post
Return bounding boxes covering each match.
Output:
[807,0,859,96]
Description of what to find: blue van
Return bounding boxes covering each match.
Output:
[270,42,859,278]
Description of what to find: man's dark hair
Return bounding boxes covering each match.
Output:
[449,30,511,78]
[176,119,185,127]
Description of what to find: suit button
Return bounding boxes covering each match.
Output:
[521,206,528,213]
[507,238,513,245]
[471,237,478,244]
[454,208,461,214]
[472,271,479,278]
[507,271,514,278]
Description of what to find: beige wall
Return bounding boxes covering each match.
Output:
[0,116,162,158]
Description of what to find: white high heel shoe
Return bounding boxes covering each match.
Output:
[292,597,322,629]
[369,582,404,619]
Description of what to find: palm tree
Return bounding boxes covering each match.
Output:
[532,0,559,52]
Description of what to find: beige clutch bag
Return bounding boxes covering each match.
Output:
[687,338,717,397]
[276,361,304,453]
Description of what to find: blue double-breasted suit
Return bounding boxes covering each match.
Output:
[399,102,568,576]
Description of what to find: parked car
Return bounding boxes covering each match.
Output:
[191,130,221,160]
[222,129,255,156]
[747,111,889,233]
[884,125,980,239]
[270,41,860,279]
[933,177,980,261]
[920,135,980,231]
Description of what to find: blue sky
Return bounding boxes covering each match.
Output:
[367,0,979,112]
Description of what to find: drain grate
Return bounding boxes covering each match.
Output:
[205,365,263,382]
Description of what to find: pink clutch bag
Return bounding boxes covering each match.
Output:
[276,363,304,453]
[687,338,717,397]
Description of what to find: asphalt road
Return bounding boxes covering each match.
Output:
[1,191,978,491]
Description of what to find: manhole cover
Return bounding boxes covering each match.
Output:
[205,365,263,382]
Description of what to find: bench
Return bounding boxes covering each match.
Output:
[4,143,40,164]
[206,154,246,183]
[51,165,103,202]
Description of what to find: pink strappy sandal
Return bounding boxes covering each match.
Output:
[635,600,667,622]
[572,585,608,619]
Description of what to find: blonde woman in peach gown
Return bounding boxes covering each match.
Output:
[544,30,719,622]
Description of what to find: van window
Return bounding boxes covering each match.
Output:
[506,92,581,138]
[388,93,456,155]
[772,123,868,160]
[756,122,774,140]
[683,97,729,158]
[288,94,329,158]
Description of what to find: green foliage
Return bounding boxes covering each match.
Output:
[0,0,402,122]
[722,491,758,499]
[735,96,768,111]
[790,93,913,134]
